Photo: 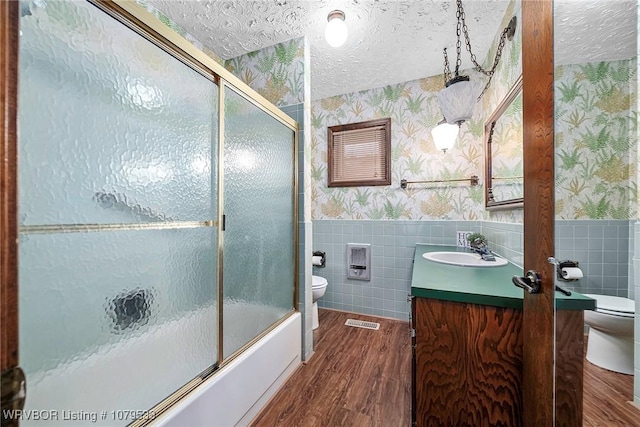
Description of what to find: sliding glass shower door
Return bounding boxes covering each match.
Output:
[222,87,296,358]
[12,0,298,424]
[18,0,219,422]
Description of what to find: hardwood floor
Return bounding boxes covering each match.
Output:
[583,352,640,426]
[250,309,640,426]
[249,309,411,427]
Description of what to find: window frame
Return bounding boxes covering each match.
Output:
[327,118,392,188]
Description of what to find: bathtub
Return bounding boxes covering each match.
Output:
[155,311,301,426]
[20,303,301,427]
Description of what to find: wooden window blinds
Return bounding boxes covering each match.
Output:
[327,118,391,187]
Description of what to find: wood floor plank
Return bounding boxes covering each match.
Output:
[582,356,640,427]
[249,308,639,427]
[249,309,411,427]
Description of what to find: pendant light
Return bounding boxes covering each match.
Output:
[437,0,517,126]
[431,119,460,153]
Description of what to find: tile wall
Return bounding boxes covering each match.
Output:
[555,220,632,297]
[312,220,482,320]
[482,221,524,267]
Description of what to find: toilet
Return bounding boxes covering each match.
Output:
[311,275,328,330]
[583,293,635,375]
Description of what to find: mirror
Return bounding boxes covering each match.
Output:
[484,75,523,210]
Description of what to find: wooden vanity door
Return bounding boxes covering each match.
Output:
[413,298,524,426]
[521,1,557,425]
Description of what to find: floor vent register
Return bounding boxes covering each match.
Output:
[344,319,380,330]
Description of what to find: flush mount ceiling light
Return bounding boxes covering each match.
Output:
[325,10,348,48]
[437,0,517,126]
[431,119,460,153]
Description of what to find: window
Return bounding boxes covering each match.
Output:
[327,118,391,187]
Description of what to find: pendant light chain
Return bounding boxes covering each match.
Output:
[443,48,452,86]
[455,3,463,77]
[447,0,513,99]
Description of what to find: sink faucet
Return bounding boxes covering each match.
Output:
[470,241,496,261]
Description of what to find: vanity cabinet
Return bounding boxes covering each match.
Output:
[412,297,523,426]
[411,296,585,426]
[410,245,592,426]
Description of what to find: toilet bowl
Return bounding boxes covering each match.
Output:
[311,275,328,330]
[583,293,635,375]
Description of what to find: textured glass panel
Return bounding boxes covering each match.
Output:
[223,88,295,358]
[18,0,217,226]
[17,0,220,423]
[18,228,217,425]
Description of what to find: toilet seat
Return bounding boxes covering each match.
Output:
[312,275,328,289]
[584,294,635,318]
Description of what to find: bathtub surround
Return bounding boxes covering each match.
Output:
[281,102,314,360]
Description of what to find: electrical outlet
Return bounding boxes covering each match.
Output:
[457,231,472,247]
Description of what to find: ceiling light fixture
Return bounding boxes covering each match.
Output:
[325,10,348,48]
[431,119,460,153]
[437,0,517,126]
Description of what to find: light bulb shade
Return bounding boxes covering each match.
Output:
[325,10,348,47]
[437,78,482,125]
[431,121,459,152]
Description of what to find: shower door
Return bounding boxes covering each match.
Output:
[13,0,220,424]
[221,86,296,359]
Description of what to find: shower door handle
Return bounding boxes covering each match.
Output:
[512,270,541,294]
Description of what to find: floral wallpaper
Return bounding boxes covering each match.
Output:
[555,59,637,220]
[310,1,522,221]
[141,0,637,223]
[224,38,306,107]
[311,77,480,220]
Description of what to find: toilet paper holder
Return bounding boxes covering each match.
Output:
[313,251,326,268]
[547,257,580,282]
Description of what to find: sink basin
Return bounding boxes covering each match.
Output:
[422,251,509,268]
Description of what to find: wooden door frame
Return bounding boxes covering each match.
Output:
[1,0,19,374]
[522,1,555,425]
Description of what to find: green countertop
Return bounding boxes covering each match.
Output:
[411,244,595,311]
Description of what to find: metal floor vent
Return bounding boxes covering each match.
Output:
[345,319,380,330]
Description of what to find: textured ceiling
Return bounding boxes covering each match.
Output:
[147,0,512,100]
[554,0,637,66]
[147,0,637,101]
